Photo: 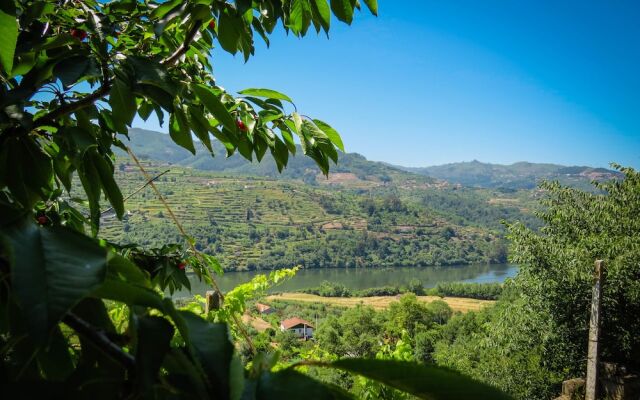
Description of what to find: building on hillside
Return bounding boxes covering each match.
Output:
[280,317,314,338]
[255,302,274,315]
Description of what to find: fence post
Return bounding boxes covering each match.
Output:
[205,290,221,313]
[585,259,605,400]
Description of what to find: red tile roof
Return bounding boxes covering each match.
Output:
[280,317,314,330]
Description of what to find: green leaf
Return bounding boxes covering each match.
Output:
[0,9,18,74]
[106,253,150,287]
[330,0,354,24]
[70,297,126,388]
[53,57,95,88]
[89,149,124,218]
[217,9,242,54]
[127,56,176,96]
[292,112,303,134]
[330,359,513,400]
[362,0,378,16]
[138,101,153,121]
[92,279,165,309]
[311,0,331,33]
[109,78,137,132]
[36,325,75,381]
[313,119,344,152]
[150,0,182,19]
[257,369,352,399]
[188,107,213,153]
[4,219,107,345]
[280,126,297,154]
[238,88,294,104]
[193,84,237,133]
[288,0,308,35]
[0,136,53,209]
[175,311,235,399]
[169,107,196,154]
[78,151,102,235]
[134,316,174,393]
[136,84,174,112]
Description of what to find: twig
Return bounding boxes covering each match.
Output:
[287,359,331,370]
[161,20,203,66]
[100,169,170,215]
[126,147,256,354]
[33,84,111,129]
[63,312,135,370]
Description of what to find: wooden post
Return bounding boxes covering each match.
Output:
[205,290,221,313]
[586,260,605,400]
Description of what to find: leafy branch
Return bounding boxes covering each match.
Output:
[63,312,135,369]
[161,20,204,67]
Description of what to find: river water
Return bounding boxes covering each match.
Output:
[175,263,518,298]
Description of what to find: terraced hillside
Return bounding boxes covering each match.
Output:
[100,160,529,271]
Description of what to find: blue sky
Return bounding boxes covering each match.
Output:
[135,1,640,168]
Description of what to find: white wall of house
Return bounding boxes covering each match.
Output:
[280,324,314,338]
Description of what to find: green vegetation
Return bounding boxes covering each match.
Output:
[299,280,503,300]
[99,153,525,270]
[432,165,640,399]
[430,282,503,300]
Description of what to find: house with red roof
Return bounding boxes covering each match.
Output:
[280,317,314,338]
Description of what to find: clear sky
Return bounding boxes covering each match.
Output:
[135,0,640,168]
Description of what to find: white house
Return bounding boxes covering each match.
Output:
[280,317,314,338]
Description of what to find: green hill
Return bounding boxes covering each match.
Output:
[105,129,546,271]
[102,162,519,271]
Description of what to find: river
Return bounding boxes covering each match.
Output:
[174,263,518,298]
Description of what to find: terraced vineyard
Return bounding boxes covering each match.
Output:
[98,158,532,271]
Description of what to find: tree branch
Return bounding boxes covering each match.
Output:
[33,83,111,128]
[161,20,203,67]
[63,312,135,370]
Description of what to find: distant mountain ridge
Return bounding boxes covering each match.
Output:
[121,128,434,184]
[122,128,618,190]
[397,160,620,190]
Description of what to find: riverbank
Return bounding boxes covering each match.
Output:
[266,292,494,313]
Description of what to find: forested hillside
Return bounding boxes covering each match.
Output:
[102,163,523,271]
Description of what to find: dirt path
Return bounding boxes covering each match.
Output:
[266,292,494,313]
[242,314,272,332]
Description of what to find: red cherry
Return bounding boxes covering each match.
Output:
[178,262,187,270]
[37,215,48,225]
[70,28,88,41]
[237,120,248,132]
[209,20,216,30]
[114,31,121,37]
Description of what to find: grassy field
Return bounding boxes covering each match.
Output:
[266,292,494,313]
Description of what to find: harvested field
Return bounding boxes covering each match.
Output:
[266,292,494,313]
[242,314,272,332]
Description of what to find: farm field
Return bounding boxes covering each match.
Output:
[265,292,494,313]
